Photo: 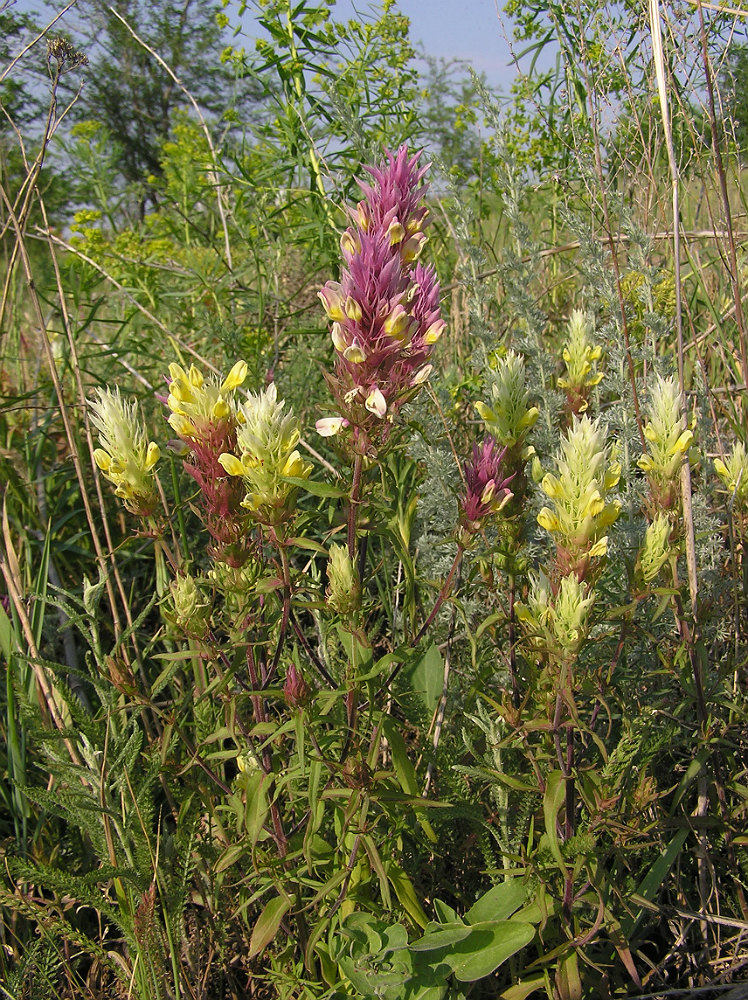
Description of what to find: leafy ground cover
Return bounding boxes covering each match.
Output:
[2,1,748,997]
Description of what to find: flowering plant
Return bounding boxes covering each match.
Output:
[89,387,160,515]
[317,146,445,451]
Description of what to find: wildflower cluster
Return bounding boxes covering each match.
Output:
[537,415,620,578]
[637,375,693,510]
[168,572,211,637]
[219,383,312,525]
[475,349,539,455]
[557,310,603,416]
[89,388,160,516]
[166,361,249,561]
[317,146,445,449]
[326,543,361,619]
[636,512,672,585]
[714,441,748,509]
[166,361,248,440]
[516,570,594,659]
[91,360,310,555]
[459,437,514,537]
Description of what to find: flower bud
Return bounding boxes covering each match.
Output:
[327,543,361,617]
[283,663,311,708]
[637,513,672,584]
[170,573,210,636]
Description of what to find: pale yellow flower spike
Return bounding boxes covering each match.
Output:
[166,359,247,439]
[89,387,160,515]
[637,375,694,498]
[218,382,312,523]
[715,441,748,507]
[536,414,620,565]
[475,350,539,449]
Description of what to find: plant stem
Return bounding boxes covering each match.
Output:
[412,545,463,647]
[348,449,364,559]
[267,532,292,685]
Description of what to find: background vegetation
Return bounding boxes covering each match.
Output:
[2,0,748,997]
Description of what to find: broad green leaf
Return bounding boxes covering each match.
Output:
[444,921,535,982]
[249,894,291,958]
[386,861,428,929]
[465,880,527,924]
[410,922,472,951]
[403,979,449,1000]
[432,898,461,924]
[403,643,443,718]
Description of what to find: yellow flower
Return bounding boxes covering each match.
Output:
[326,543,361,618]
[637,513,672,584]
[516,571,594,657]
[557,310,604,410]
[714,441,748,507]
[89,388,160,515]
[536,415,620,569]
[169,573,211,635]
[166,360,247,439]
[475,349,539,449]
[637,376,693,500]
[218,383,311,523]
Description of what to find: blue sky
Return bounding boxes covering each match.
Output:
[13,0,525,92]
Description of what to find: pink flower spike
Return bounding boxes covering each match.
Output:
[460,437,515,529]
[317,145,445,446]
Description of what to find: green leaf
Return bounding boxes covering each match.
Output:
[214,842,246,874]
[403,643,443,719]
[432,898,461,924]
[283,476,345,498]
[410,922,472,951]
[542,770,567,872]
[361,835,392,910]
[500,975,547,1000]
[244,770,270,846]
[621,827,690,937]
[381,717,437,843]
[386,861,428,929]
[285,536,329,554]
[249,894,291,958]
[443,921,535,982]
[465,880,527,924]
